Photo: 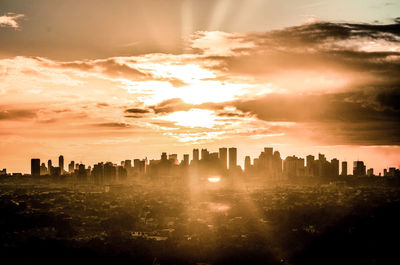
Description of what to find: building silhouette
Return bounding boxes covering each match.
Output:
[219,148,227,170]
[31,159,40,176]
[341,161,347,176]
[59,155,64,174]
[353,161,366,177]
[193,149,199,163]
[228,147,237,170]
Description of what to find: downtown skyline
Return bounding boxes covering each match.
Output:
[1,1,400,174]
[3,146,398,178]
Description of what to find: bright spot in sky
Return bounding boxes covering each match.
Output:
[158,109,220,128]
[207,176,221,183]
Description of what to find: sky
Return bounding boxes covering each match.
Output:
[0,0,400,173]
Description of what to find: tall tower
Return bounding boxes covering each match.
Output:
[59,155,64,174]
[341,161,347,176]
[331,158,339,177]
[193,149,199,162]
[244,156,251,172]
[31,158,40,176]
[228,147,237,169]
[219,147,227,170]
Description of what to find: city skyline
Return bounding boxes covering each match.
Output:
[2,145,400,175]
[4,146,398,178]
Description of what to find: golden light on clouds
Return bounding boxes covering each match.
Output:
[0,9,400,173]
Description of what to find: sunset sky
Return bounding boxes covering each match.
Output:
[1,0,400,173]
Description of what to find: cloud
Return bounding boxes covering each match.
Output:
[191,31,255,56]
[0,108,36,120]
[92,122,132,128]
[1,21,400,147]
[125,108,151,114]
[0,13,24,29]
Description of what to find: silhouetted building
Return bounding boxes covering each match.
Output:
[331,158,339,177]
[229,147,237,169]
[244,156,251,172]
[77,164,87,178]
[169,154,178,165]
[283,155,305,178]
[182,154,189,166]
[306,155,315,176]
[31,159,40,176]
[40,163,47,175]
[367,168,374,177]
[117,165,127,179]
[59,155,64,174]
[219,148,227,170]
[161,152,168,161]
[68,161,75,173]
[201,149,209,161]
[0,169,6,176]
[341,161,347,176]
[193,149,199,162]
[353,161,366,177]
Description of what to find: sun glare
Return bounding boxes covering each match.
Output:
[207,177,221,183]
[157,109,220,128]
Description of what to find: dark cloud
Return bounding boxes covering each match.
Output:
[232,91,400,145]
[0,109,36,120]
[150,98,193,114]
[150,98,224,114]
[92,122,131,128]
[59,58,147,79]
[125,108,151,114]
[96,102,110,108]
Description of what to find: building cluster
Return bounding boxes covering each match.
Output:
[1,147,399,181]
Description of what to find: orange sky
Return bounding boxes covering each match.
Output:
[1,1,400,173]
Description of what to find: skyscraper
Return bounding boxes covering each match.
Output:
[219,147,227,170]
[193,149,199,162]
[229,147,237,169]
[306,155,314,176]
[31,158,40,176]
[59,155,64,174]
[341,161,347,176]
[244,156,251,172]
[201,149,209,161]
[182,154,189,166]
[353,161,366,177]
[68,161,75,173]
[331,158,339,177]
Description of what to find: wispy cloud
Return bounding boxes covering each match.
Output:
[0,13,24,29]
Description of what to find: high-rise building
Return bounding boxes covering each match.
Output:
[264,147,273,156]
[68,161,75,173]
[182,154,189,166]
[219,148,227,170]
[124,160,132,169]
[367,168,374,177]
[244,156,251,172]
[40,163,47,175]
[283,155,305,178]
[169,154,178,165]
[331,158,339,177]
[353,161,366,177]
[341,161,347,176]
[228,147,237,169]
[193,149,199,162]
[31,158,40,176]
[58,155,64,174]
[201,149,209,161]
[306,155,315,176]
